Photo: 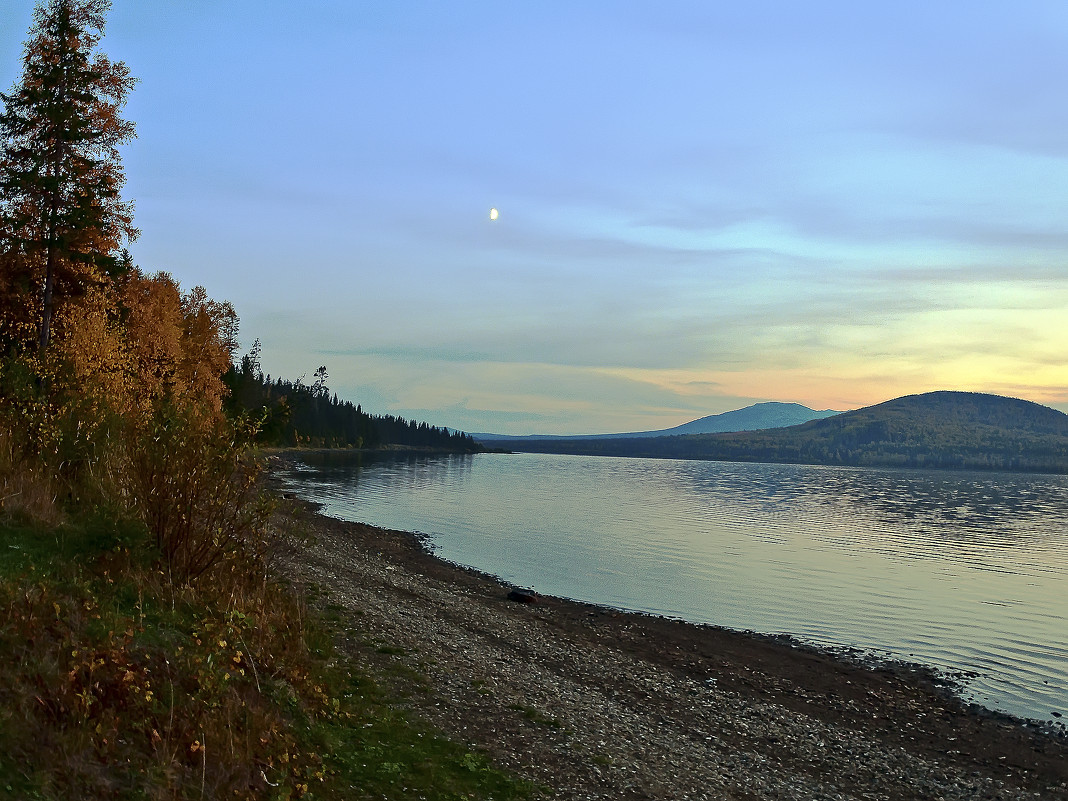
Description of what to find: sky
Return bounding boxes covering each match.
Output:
[3,1,1068,434]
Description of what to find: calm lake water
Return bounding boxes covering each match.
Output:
[278,451,1068,724]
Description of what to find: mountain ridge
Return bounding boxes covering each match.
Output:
[478,391,1068,474]
[472,401,840,442]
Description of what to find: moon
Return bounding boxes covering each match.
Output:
[489,207,499,221]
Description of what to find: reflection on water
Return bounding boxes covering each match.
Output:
[280,451,1068,723]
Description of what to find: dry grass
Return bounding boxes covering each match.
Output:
[0,430,65,528]
[0,433,532,800]
[0,336,530,800]
[0,526,329,799]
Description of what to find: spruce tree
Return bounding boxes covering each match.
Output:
[0,0,137,350]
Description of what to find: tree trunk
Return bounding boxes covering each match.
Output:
[38,195,59,350]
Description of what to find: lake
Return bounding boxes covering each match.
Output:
[277,451,1068,724]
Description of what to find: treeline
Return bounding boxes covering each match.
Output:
[483,392,1068,474]
[223,342,481,452]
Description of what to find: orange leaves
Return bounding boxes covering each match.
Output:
[51,284,129,408]
[11,267,239,452]
[121,270,185,408]
[121,270,236,415]
[0,267,239,493]
[178,284,237,412]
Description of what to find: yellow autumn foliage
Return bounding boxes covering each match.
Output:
[32,269,237,422]
[1,266,244,543]
[51,285,130,413]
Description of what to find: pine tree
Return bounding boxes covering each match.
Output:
[0,0,137,350]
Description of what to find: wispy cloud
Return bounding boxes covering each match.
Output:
[17,0,1064,433]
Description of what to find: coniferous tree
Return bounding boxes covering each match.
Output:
[0,0,137,350]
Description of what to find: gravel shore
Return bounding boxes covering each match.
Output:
[284,507,1068,800]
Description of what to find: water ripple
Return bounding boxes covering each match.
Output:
[281,451,1068,722]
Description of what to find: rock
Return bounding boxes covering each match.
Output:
[507,588,538,604]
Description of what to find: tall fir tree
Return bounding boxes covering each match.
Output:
[0,0,137,350]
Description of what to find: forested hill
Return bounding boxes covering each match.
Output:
[481,392,1068,473]
[473,401,840,442]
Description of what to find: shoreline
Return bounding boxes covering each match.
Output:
[270,450,1064,728]
[281,497,1068,800]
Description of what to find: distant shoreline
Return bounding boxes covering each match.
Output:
[264,443,491,458]
[477,391,1068,475]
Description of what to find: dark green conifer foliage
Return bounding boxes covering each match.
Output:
[223,349,483,452]
[0,0,137,349]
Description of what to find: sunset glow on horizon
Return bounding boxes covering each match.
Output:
[4,1,1067,435]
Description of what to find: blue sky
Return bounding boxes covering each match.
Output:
[3,1,1068,433]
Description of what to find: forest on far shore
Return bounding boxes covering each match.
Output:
[223,341,482,452]
[480,391,1068,474]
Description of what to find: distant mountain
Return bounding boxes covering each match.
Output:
[479,392,1068,474]
[658,402,841,436]
[472,401,840,443]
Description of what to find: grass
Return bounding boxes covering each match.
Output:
[0,510,534,800]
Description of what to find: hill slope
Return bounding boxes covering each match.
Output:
[473,402,840,442]
[662,401,841,436]
[483,392,1068,474]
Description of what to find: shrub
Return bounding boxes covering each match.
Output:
[119,403,278,585]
